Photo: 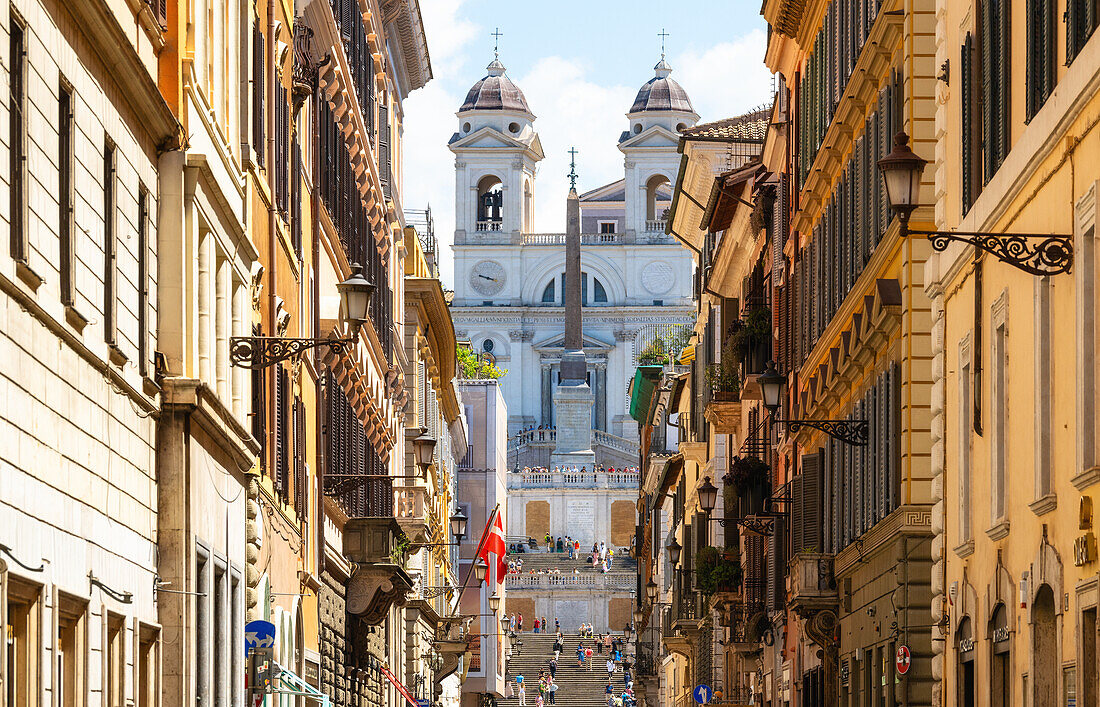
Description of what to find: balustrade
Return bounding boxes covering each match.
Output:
[475,220,502,231]
[505,573,634,590]
[644,219,667,233]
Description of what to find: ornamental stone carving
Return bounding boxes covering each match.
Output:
[641,262,675,295]
[509,329,535,341]
[614,329,636,342]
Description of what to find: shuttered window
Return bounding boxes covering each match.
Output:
[252,25,265,166]
[378,104,391,200]
[9,17,26,261]
[275,81,290,217]
[146,0,166,26]
[250,332,266,468]
[291,137,302,256]
[981,0,1011,182]
[766,516,787,612]
[138,187,149,376]
[795,452,823,553]
[1066,0,1099,63]
[961,34,980,214]
[324,371,392,517]
[1026,0,1056,119]
[274,365,290,500]
[103,141,118,346]
[294,399,306,517]
[59,80,75,304]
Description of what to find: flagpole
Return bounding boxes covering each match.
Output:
[455,503,500,606]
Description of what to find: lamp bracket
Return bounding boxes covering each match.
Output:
[909,229,1074,276]
[90,571,133,604]
[778,419,868,446]
[230,335,352,369]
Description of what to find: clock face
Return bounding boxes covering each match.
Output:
[641,261,674,295]
[469,260,506,296]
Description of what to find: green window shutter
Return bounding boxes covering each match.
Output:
[962,35,975,213]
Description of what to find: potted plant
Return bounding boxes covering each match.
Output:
[695,546,743,596]
[729,307,771,372]
[705,361,740,401]
[727,456,770,516]
[638,337,668,366]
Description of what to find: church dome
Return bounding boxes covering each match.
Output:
[629,59,694,114]
[460,59,531,114]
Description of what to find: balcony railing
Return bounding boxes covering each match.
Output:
[475,220,503,231]
[507,470,640,490]
[644,219,667,233]
[522,232,625,245]
[505,573,635,591]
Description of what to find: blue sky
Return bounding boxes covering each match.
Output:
[402,0,774,285]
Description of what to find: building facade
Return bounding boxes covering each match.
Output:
[448,56,696,442]
[456,377,510,707]
[0,0,180,704]
[928,0,1100,704]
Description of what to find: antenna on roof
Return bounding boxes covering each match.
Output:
[492,27,503,60]
[567,147,579,191]
[658,28,670,60]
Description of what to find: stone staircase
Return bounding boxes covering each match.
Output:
[502,632,633,707]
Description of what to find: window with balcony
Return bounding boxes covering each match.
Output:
[324,370,392,517]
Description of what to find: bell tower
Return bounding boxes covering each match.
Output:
[449,56,544,241]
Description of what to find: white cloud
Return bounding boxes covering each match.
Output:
[672,30,774,121]
[400,20,771,288]
[516,57,635,232]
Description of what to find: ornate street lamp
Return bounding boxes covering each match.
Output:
[499,615,509,633]
[488,592,501,613]
[878,131,1073,275]
[666,538,681,567]
[450,509,468,542]
[646,579,658,602]
[413,428,437,470]
[473,557,488,584]
[758,361,868,447]
[697,477,719,514]
[230,263,375,368]
[634,609,645,625]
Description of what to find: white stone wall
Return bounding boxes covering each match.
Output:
[0,2,163,703]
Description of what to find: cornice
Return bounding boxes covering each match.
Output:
[834,504,931,577]
[791,10,904,236]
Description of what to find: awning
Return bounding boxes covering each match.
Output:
[667,373,689,414]
[379,664,420,707]
[274,661,331,707]
[653,454,684,509]
[629,365,666,422]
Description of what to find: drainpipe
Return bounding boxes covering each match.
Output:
[266,0,277,489]
[312,60,326,579]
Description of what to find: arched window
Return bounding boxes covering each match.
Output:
[593,277,607,303]
[477,175,503,230]
[989,603,1011,707]
[541,279,555,303]
[645,174,672,225]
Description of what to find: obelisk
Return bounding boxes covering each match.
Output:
[551,174,596,470]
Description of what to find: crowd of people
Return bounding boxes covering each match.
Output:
[510,628,635,707]
[511,463,640,475]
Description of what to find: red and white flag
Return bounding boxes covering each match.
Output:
[476,507,508,585]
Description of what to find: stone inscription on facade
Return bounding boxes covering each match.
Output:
[554,600,591,631]
[567,499,596,544]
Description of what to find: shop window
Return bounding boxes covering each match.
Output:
[990,603,1011,707]
[1082,606,1098,707]
[5,578,41,707]
[105,613,124,707]
[137,625,159,707]
[1031,585,1058,704]
[956,617,975,707]
[57,593,87,706]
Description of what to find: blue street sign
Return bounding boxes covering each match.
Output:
[417,700,430,707]
[693,684,713,704]
[245,620,276,657]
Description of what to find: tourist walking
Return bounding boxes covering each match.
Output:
[596,633,603,655]
[585,645,593,670]
[548,657,557,679]
[576,642,585,668]
[518,681,526,706]
[546,677,557,705]
[534,618,540,634]
[606,658,615,682]
[518,612,524,631]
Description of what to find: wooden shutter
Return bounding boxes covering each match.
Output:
[294,399,306,517]
[291,137,302,255]
[251,353,266,468]
[766,516,786,612]
[801,452,822,552]
[275,366,289,498]
[146,0,166,25]
[961,35,975,213]
[253,25,265,166]
[378,104,391,200]
[790,474,804,553]
[1066,0,1097,63]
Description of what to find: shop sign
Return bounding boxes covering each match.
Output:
[992,626,1011,643]
[958,637,975,653]
[1074,532,1097,566]
[839,659,850,686]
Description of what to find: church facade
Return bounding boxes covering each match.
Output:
[449,57,698,442]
